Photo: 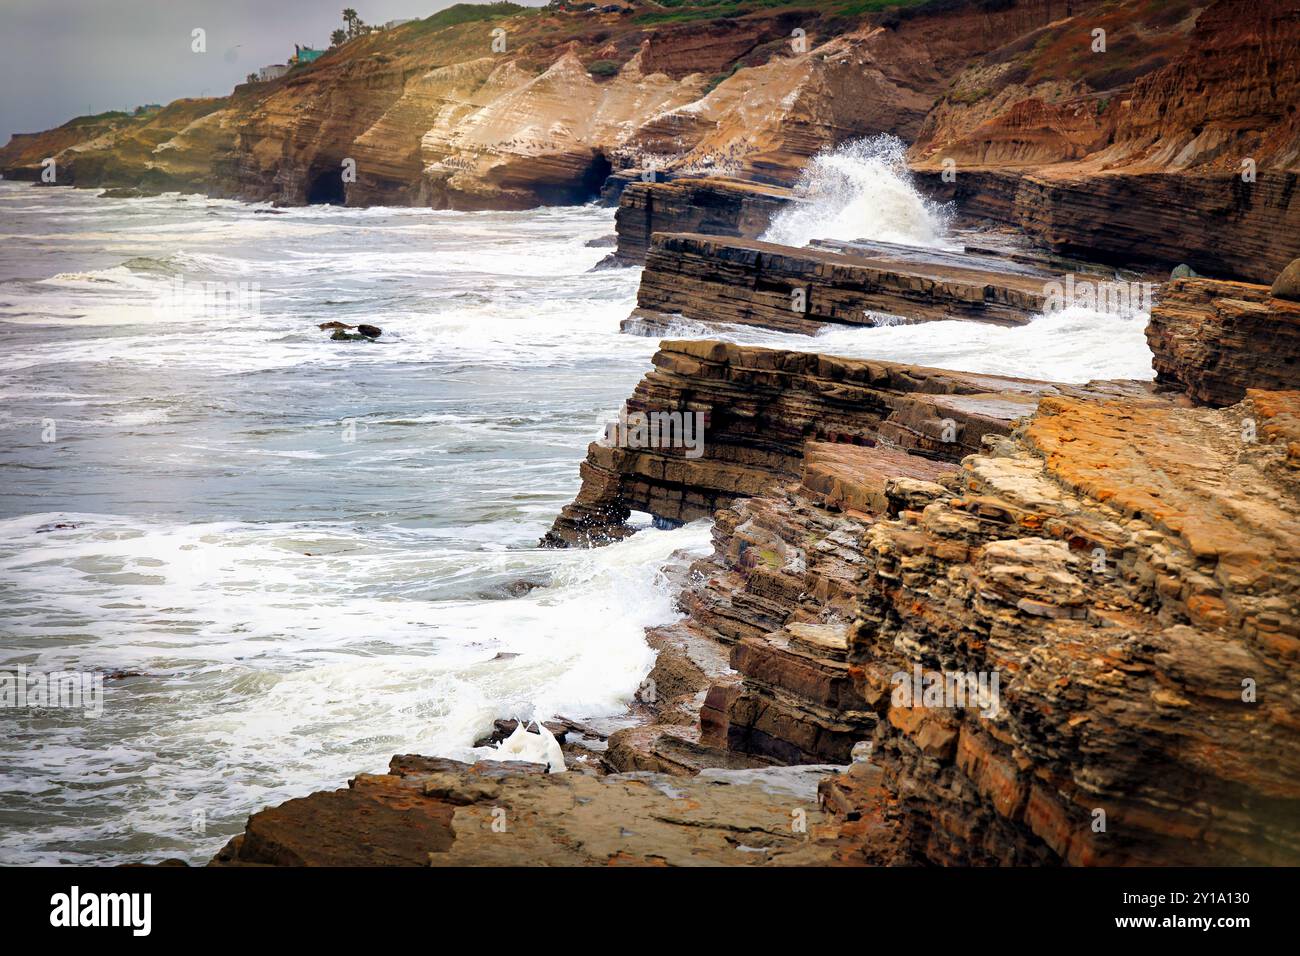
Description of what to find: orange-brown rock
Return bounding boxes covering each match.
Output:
[213,753,852,866]
[543,339,1150,546]
[830,390,1300,865]
[911,0,1300,283]
[1147,276,1300,407]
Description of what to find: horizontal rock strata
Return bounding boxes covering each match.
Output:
[611,177,793,264]
[214,385,1300,866]
[907,0,1300,284]
[917,168,1300,287]
[1147,276,1300,406]
[543,339,1149,546]
[626,233,1057,336]
[680,443,959,767]
[631,385,1300,865]
[828,389,1300,865]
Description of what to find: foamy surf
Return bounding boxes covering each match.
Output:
[0,510,712,864]
[665,304,1156,383]
[0,171,1149,867]
[761,135,952,249]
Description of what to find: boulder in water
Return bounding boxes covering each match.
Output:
[99,187,160,199]
[321,321,382,341]
[1271,258,1300,302]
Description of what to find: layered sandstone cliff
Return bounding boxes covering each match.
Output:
[541,338,1148,546]
[2,3,875,207]
[668,384,1300,866]
[909,0,1300,282]
[208,267,1300,865]
[1147,276,1300,407]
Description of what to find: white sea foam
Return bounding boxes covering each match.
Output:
[0,511,712,863]
[762,135,952,249]
[0,177,1154,867]
[669,304,1153,383]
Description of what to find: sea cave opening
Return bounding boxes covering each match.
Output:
[580,151,614,202]
[307,166,346,205]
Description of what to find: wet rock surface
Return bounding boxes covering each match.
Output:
[628,233,1058,336]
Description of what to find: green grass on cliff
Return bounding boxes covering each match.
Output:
[633,0,937,25]
[65,111,131,127]
[411,2,538,33]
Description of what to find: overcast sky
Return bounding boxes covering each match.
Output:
[0,1,544,142]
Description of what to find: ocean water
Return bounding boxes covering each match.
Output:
[0,163,1154,864]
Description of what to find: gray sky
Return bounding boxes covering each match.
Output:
[0,1,543,142]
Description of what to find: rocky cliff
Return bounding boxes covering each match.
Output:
[541,338,1148,545]
[685,383,1300,866]
[205,258,1300,865]
[909,0,1300,282]
[8,0,1296,281]
[2,2,879,207]
[1148,276,1300,406]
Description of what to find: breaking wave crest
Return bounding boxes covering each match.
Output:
[762,135,951,249]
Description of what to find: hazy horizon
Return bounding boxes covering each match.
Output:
[0,0,545,142]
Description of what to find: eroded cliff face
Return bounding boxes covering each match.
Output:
[674,385,1300,866]
[4,0,1183,211]
[541,276,1300,866]
[1148,276,1300,406]
[910,0,1300,282]
[1,4,865,207]
[208,266,1300,865]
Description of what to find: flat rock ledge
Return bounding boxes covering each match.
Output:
[626,233,1060,336]
[212,755,867,867]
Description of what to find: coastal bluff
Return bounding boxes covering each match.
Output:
[212,267,1300,866]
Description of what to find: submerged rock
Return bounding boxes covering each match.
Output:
[321,321,382,341]
[98,187,160,199]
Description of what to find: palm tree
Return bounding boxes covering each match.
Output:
[342,8,358,38]
[331,28,347,47]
